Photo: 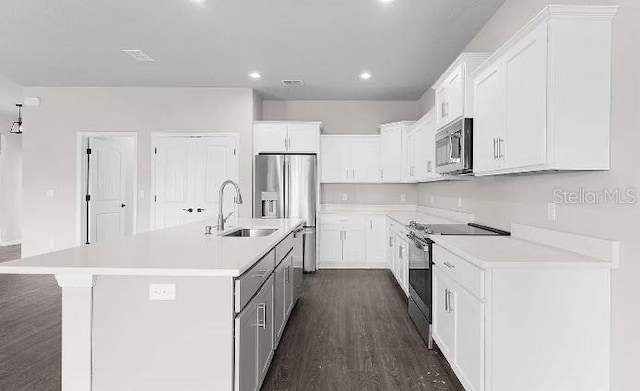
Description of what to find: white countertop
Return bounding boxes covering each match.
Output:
[433,235,613,269]
[0,219,303,277]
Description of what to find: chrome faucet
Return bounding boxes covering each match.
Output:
[217,180,243,231]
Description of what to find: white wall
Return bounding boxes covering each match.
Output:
[416,0,640,389]
[0,74,23,245]
[21,87,256,256]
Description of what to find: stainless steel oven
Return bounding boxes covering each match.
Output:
[435,118,473,174]
[407,232,433,348]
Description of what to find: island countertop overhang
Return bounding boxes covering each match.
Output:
[0,218,304,278]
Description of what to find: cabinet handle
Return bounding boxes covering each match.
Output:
[352,169,355,179]
[389,236,393,248]
[443,261,455,269]
[345,169,349,179]
[381,168,384,179]
[498,138,504,159]
[285,266,290,283]
[448,290,455,313]
[444,289,449,312]
[493,138,497,160]
[258,303,267,328]
[344,230,347,240]
[427,161,432,173]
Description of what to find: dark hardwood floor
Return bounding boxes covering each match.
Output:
[0,247,459,391]
[261,270,462,391]
[0,245,62,391]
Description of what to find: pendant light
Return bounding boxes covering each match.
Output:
[10,104,23,134]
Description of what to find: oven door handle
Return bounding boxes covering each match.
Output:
[407,235,430,252]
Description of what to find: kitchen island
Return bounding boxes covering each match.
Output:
[0,218,304,391]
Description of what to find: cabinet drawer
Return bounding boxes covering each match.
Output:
[235,250,276,313]
[321,214,366,227]
[433,245,484,299]
[276,231,295,265]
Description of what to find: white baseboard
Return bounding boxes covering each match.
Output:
[318,261,391,270]
[0,239,21,247]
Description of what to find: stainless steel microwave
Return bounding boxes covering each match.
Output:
[435,118,473,175]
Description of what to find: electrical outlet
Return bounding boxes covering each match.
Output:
[400,193,406,202]
[342,193,348,201]
[430,195,435,205]
[139,190,145,199]
[458,197,463,207]
[547,203,557,221]
[45,189,55,199]
[149,284,176,301]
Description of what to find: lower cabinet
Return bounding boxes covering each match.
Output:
[274,253,294,346]
[389,224,409,295]
[235,274,274,391]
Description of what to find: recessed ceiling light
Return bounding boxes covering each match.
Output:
[360,72,372,80]
[249,72,262,79]
[190,0,206,3]
[379,0,395,3]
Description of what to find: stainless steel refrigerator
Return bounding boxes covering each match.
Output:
[254,154,317,272]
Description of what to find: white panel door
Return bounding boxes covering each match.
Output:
[194,136,238,224]
[503,24,548,170]
[88,137,127,244]
[320,137,350,182]
[380,126,402,182]
[154,137,197,230]
[254,124,288,154]
[473,64,506,174]
[287,124,318,153]
[350,137,380,182]
[342,227,366,263]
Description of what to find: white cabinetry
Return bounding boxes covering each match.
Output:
[388,220,409,295]
[254,122,321,154]
[406,110,440,182]
[274,253,294,346]
[431,241,611,391]
[472,6,616,176]
[320,136,380,183]
[319,214,387,268]
[433,53,491,129]
[379,121,414,183]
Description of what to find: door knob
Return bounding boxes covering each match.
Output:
[121,204,126,208]
[182,208,194,213]
[197,208,206,213]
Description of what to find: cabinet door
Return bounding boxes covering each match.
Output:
[473,64,505,174]
[234,299,258,391]
[319,225,343,263]
[405,130,418,182]
[454,284,485,391]
[320,137,350,182]
[254,124,288,154]
[380,126,403,182]
[432,266,455,361]
[387,231,396,269]
[398,238,409,293]
[274,261,287,346]
[503,24,548,170]
[287,124,319,153]
[257,276,274,384]
[284,255,294,317]
[342,227,366,263]
[445,64,465,123]
[365,216,387,264]
[351,137,381,182]
[435,85,449,128]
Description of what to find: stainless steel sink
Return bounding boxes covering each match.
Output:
[221,228,277,238]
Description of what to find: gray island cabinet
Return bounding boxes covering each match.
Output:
[0,218,304,391]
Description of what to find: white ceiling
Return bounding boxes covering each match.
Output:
[0,0,504,100]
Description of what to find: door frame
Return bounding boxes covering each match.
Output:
[149,132,240,230]
[75,132,138,246]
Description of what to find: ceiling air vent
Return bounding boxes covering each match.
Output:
[122,49,156,62]
[281,79,305,87]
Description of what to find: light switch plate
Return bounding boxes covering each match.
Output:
[547,203,557,221]
[149,284,176,301]
[139,190,145,199]
[45,189,55,199]
[342,193,348,201]
[430,195,435,205]
[400,193,406,202]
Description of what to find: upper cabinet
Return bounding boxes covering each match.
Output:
[379,121,414,183]
[320,135,380,183]
[433,53,491,130]
[254,122,322,154]
[406,110,440,183]
[472,5,617,176]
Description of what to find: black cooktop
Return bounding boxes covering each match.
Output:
[409,222,510,239]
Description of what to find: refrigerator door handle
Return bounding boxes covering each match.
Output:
[284,157,290,218]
